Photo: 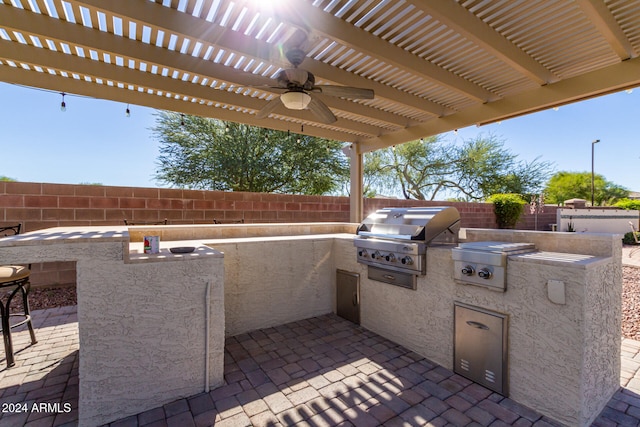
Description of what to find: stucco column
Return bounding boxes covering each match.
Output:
[348,144,363,223]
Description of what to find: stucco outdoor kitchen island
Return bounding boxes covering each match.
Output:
[0,223,622,426]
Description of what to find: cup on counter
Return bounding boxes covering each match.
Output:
[143,236,160,254]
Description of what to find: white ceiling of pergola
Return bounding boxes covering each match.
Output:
[1,0,640,154]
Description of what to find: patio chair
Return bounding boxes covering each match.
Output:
[0,224,37,368]
[629,222,640,258]
[123,218,168,225]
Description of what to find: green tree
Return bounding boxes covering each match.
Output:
[364,134,553,200]
[458,138,552,198]
[363,136,456,199]
[544,171,628,206]
[615,198,640,210]
[153,113,349,194]
[0,176,16,181]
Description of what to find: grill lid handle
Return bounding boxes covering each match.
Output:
[356,224,426,240]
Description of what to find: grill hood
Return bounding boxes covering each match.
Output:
[356,207,461,243]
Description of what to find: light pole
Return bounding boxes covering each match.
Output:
[591,139,600,206]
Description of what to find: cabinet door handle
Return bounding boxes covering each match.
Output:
[466,321,489,330]
[352,292,358,306]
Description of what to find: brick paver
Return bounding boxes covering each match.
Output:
[0,306,78,427]
[2,306,640,426]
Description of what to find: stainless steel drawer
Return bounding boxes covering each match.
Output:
[368,266,416,290]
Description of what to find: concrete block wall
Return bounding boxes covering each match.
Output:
[0,181,351,230]
[0,181,558,287]
[0,181,561,232]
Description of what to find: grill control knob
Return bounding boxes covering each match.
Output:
[358,249,368,258]
[461,265,475,276]
[372,251,381,260]
[385,253,396,262]
[401,256,413,265]
[478,268,493,279]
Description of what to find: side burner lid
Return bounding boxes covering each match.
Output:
[456,241,536,254]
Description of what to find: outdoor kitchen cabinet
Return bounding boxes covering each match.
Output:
[336,269,360,324]
[357,231,621,427]
[0,223,622,427]
[454,302,508,395]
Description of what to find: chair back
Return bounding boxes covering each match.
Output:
[0,224,21,236]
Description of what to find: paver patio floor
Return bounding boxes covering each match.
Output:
[1,306,640,426]
[0,306,78,427]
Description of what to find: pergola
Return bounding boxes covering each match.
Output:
[2,0,639,221]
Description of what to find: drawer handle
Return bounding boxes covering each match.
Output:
[466,321,489,330]
[383,274,395,281]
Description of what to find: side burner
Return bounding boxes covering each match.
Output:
[452,241,536,291]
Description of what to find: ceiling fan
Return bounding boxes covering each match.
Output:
[254,48,374,124]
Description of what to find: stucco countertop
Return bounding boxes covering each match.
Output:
[127,240,223,263]
[0,226,224,264]
[509,250,611,269]
[128,233,356,263]
[0,226,356,265]
[201,232,356,245]
[0,226,226,265]
[0,226,129,247]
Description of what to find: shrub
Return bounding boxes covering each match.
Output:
[615,198,640,211]
[623,231,640,245]
[488,193,526,229]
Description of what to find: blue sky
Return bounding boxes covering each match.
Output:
[1,81,638,192]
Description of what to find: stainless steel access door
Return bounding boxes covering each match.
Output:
[454,302,508,396]
[336,270,360,324]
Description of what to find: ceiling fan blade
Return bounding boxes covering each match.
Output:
[307,94,337,124]
[232,71,277,88]
[315,86,374,99]
[255,97,282,119]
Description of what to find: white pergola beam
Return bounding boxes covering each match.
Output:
[359,54,640,152]
[287,1,497,103]
[419,0,558,85]
[577,0,637,60]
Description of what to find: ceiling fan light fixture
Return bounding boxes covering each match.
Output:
[281,91,311,110]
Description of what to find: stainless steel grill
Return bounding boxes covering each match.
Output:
[354,207,460,288]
